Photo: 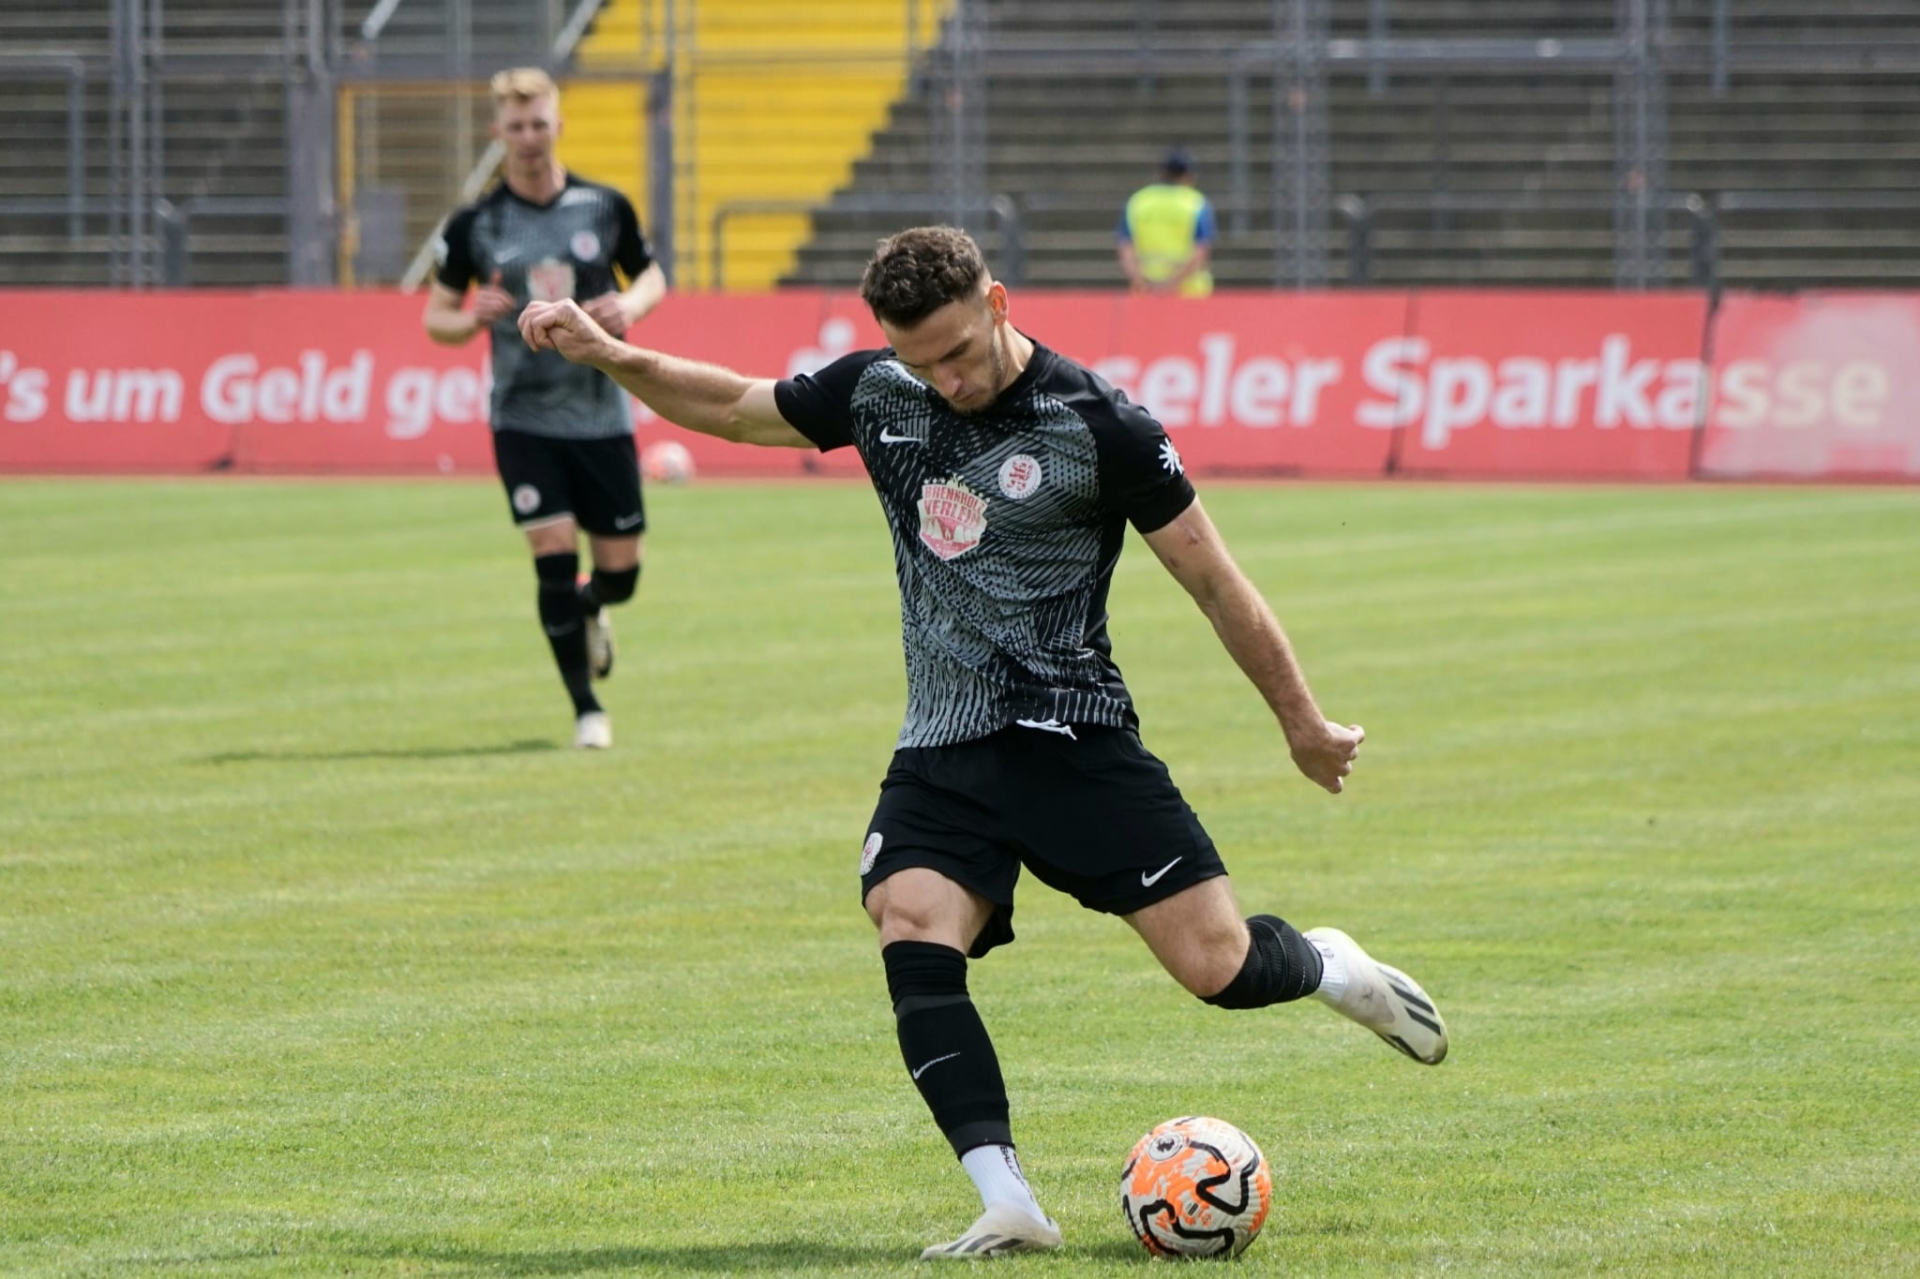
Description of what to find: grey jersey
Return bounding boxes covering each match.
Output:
[775,341,1196,749]
[433,175,653,440]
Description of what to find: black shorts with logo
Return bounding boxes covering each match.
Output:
[858,724,1227,957]
[492,429,645,537]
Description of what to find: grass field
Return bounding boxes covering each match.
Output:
[3,477,1917,1277]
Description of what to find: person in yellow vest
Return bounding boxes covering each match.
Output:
[1116,149,1217,297]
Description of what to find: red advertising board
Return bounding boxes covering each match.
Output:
[1387,291,1709,480]
[1697,292,1920,481]
[1031,291,1412,476]
[0,285,1912,482]
[0,292,250,473]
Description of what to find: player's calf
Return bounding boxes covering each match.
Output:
[1200,914,1325,1009]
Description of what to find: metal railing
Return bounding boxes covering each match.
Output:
[0,56,88,242]
[1334,191,1717,290]
[710,194,1025,290]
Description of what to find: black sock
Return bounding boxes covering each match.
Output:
[580,564,640,611]
[534,552,599,716]
[1201,914,1324,1009]
[883,940,1013,1157]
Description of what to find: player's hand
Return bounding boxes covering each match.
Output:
[1288,721,1365,794]
[580,291,631,338]
[471,270,517,326]
[519,298,616,366]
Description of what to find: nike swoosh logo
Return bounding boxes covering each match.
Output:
[877,429,923,445]
[910,1052,961,1080]
[1141,857,1183,887]
[614,514,643,529]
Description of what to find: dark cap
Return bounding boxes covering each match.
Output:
[1161,148,1194,176]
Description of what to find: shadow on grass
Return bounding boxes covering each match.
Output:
[201,739,559,764]
[359,1242,944,1272]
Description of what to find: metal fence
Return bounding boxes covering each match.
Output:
[5,0,1920,291]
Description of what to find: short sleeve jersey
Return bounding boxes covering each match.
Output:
[434,174,653,440]
[774,340,1197,749]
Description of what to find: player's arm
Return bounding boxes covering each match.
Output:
[1142,498,1363,794]
[617,260,667,327]
[423,280,480,345]
[519,298,809,447]
[422,210,512,345]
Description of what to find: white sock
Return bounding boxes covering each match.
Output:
[961,1144,1048,1224]
[1310,935,1349,1003]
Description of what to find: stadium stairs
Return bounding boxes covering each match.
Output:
[786,0,1920,291]
[569,0,950,292]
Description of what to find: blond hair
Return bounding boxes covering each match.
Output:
[489,67,558,110]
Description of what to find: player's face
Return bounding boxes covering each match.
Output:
[492,95,560,168]
[883,282,1011,415]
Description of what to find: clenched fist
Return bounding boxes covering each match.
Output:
[518,299,619,367]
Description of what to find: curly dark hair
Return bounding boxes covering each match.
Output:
[859,226,988,327]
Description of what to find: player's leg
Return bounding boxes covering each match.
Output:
[860,747,1061,1259]
[1005,725,1448,1064]
[494,430,607,746]
[569,435,646,681]
[580,533,641,681]
[522,516,608,747]
[1128,887,1447,1065]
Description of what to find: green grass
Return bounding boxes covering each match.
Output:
[2,477,1917,1277]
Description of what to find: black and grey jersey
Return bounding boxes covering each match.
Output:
[775,340,1196,749]
[433,174,653,440]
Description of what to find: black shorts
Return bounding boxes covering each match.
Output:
[492,429,645,537]
[858,724,1227,957]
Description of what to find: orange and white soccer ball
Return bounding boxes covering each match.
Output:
[640,439,695,484]
[1120,1116,1272,1258]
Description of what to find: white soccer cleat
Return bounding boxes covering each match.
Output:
[573,711,612,750]
[583,604,615,680]
[1304,927,1448,1065]
[919,1205,1063,1261]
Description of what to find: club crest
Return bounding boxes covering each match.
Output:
[527,258,576,303]
[997,453,1043,499]
[917,477,989,561]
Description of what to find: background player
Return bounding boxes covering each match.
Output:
[423,67,666,749]
[516,227,1447,1258]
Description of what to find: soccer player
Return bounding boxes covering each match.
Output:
[423,67,666,749]
[518,227,1448,1257]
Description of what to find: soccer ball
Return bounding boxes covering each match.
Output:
[1120,1116,1272,1259]
[641,439,695,484]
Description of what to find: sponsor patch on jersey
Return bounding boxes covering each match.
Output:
[511,484,542,515]
[570,229,600,261]
[859,831,883,876]
[917,477,989,561]
[997,453,1043,499]
[527,258,576,303]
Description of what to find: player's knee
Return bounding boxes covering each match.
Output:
[534,551,580,596]
[1170,926,1249,998]
[586,565,639,606]
[874,893,944,944]
[1200,914,1324,1009]
[868,875,951,945]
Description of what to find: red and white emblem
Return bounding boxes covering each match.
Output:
[860,832,883,876]
[917,477,989,560]
[997,453,1042,499]
[570,229,600,261]
[527,258,576,303]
